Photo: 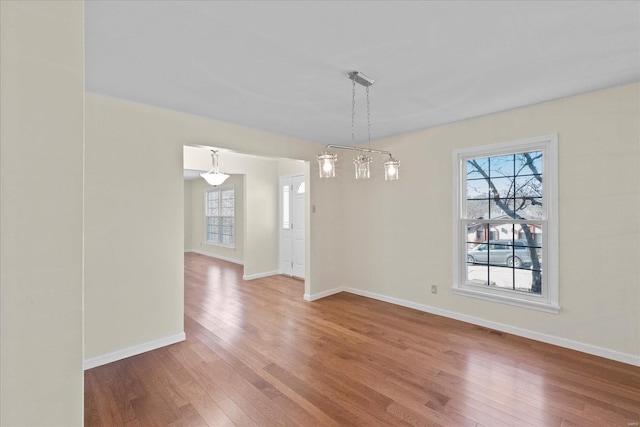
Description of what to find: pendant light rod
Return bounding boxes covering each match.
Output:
[325,144,394,158]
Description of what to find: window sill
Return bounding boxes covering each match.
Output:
[451,286,560,314]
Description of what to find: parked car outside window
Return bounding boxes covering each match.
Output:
[467,239,536,268]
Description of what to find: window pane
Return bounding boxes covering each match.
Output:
[515,175,542,198]
[514,197,542,219]
[489,155,514,177]
[467,263,488,286]
[297,182,305,194]
[489,198,514,219]
[207,196,219,216]
[466,222,489,245]
[466,199,489,219]
[489,266,514,290]
[515,268,542,294]
[515,151,542,177]
[490,177,515,199]
[514,224,542,248]
[283,185,290,229]
[466,178,489,199]
[467,158,489,180]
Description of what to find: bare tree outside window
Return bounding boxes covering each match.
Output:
[465,152,543,294]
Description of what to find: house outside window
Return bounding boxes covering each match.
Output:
[205,186,235,248]
[452,135,559,313]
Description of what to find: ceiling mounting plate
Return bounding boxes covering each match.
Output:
[347,71,375,87]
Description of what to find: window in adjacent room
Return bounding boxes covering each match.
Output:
[452,135,558,313]
[205,186,235,248]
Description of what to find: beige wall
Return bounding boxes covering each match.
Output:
[84,110,185,360]
[340,83,640,361]
[84,93,341,362]
[278,158,307,177]
[86,84,639,366]
[0,1,84,425]
[185,175,245,264]
[243,161,279,277]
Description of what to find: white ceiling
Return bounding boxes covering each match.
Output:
[85,1,640,146]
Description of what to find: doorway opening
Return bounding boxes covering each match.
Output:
[183,145,310,293]
[279,174,306,279]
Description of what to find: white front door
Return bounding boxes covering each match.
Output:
[291,175,305,279]
[279,175,305,278]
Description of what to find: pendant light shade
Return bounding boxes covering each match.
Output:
[353,154,372,179]
[200,150,230,186]
[384,157,400,181]
[317,150,337,178]
[201,171,230,186]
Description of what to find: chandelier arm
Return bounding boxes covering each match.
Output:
[325,144,393,157]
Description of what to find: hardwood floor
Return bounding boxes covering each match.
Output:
[85,253,640,426]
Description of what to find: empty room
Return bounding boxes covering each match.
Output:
[1,1,639,426]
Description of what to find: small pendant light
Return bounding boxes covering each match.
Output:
[200,150,230,186]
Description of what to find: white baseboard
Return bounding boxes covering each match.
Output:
[243,270,279,281]
[186,250,276,281]
[308,287,639,367]
[83,332,186,370]
[304,286,345,301]
[185,249,244,265]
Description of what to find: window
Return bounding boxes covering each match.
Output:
[205,186,235,248]
[453,135,558,313]
[282,185,291,229]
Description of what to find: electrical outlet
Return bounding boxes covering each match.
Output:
[431,285,438,294]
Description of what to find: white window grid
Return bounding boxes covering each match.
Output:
[205,185,235,248]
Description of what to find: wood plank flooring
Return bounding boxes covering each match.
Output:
[85,253,640,426]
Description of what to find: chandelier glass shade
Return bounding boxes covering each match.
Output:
[353,154,372,179]
[317,150,337,178]
[384,157,400,181]
[200,150,230,186]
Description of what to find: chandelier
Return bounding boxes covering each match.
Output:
[317,71,400,181]
[200,150,230,186]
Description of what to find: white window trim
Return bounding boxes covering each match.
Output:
[204,185,236,249]
[452,135,559,314]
